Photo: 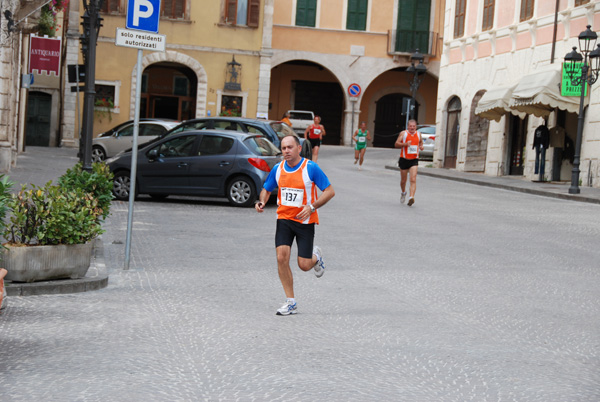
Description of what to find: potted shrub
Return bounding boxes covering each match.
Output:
[1,163,113,283]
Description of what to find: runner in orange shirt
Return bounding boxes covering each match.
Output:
[255,135,335,315]
[394,119,424,206]
[304,116,326,162]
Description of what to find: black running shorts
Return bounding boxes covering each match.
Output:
[275,219,315,259]
[308,137,321,148]
[398,157,419,170]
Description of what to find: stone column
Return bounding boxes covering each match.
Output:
[257,0,274,118]
[0,1,20,171]
[342,98,360,146]
[61,4,82,148]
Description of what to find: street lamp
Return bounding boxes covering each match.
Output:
[406,49,427,121]
[563,25,600,194]
[79,0,104,171]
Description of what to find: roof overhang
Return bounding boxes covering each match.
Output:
[508,64,586,118]
[475,83,526,122]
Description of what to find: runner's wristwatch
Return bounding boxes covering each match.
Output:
[309,204,316,213]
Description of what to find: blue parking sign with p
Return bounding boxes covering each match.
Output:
[127,0,161,33]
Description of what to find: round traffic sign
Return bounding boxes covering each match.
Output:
[348,83,361,97]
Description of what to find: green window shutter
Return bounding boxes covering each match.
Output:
[296,0,317,27]
[347,0,368,31]
[414,1,431,53]
[396,0,430,53]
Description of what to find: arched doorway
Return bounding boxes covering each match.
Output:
[141,63,197,121]
[465,90,489,172]
[269,61,344,145]
[26,91,52,146]
[444,96,461,168]
[373,93,416,148]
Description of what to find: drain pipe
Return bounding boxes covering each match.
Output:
[550,0,560,63]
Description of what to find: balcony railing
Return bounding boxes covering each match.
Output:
[388,30,440,57]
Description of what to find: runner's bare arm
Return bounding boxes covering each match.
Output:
[255,189,271,212]
[321,125,326,137]
[394,132,406,148]
[304,127,310,140]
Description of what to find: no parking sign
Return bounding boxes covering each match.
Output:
[348,83,361,97]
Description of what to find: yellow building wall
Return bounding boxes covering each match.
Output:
[85,1,264,135]
[273,0,443,63]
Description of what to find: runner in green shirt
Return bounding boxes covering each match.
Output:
[353,122,371,170]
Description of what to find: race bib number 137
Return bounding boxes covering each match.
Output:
[281,188,304,207]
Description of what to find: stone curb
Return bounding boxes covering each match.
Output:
[384,165,600,205]
[4,238,109,297]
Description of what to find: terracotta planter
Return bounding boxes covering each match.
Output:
[2,242,93,283]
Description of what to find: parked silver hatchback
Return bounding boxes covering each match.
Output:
[417,124,436,160]
[92,119,179,162]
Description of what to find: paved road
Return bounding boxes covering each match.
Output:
[1,146,599,401]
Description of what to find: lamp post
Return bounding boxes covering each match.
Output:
[406,49,427,121]
[563,25,600,194]
[79,0,104,171]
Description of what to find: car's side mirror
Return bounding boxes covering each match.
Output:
[148,149,158,161]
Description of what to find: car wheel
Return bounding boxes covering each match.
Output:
[301,139,312,160]
[226,176,256,207]
[113,171,136,201]
[92,146,106,163]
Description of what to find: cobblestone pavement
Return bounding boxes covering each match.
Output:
[1,146,599,401]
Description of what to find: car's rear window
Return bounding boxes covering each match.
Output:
[269,122,295,139]
[245,137,280,156]
[289,112,313,120]
[418,126,436,134]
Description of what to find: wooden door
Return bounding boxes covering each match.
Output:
[26,92,52,146]
[444,96,461,168]
[465,91,489,172]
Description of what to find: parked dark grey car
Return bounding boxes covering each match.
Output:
[138,117,311,160]
[107,130,282,207]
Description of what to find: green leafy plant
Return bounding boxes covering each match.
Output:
[2,162,113,246]
[94,98,114,122]
[37,1,69,37]
[219,108,241,117]
[58,162,113,220]
[0,175,14,249]
[3,183,103,245]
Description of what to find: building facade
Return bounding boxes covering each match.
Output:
[4,0,446,171]
[0,0,57,171]
[269,0,445,146]
[60,0,269,147]
[436,0,600,188]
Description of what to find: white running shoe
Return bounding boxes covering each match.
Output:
[276,300,297,316]
[313,246,325,278]
[400,192,407,204]
[408,197,415,206]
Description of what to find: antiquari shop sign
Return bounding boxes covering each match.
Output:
[29,35,62,75]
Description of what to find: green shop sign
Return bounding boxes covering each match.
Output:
[561,62,588,97]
